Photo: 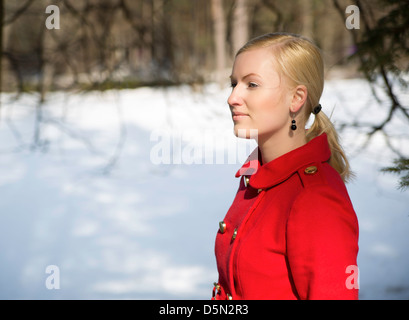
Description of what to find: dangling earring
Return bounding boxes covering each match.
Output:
[291,117,297,131]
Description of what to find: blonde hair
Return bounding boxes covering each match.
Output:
[237,32,352,182]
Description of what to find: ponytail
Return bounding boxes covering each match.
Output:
[306,111,353,183]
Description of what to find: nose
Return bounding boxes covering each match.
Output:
[227,86,243,108]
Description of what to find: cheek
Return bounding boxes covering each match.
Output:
[250,91,288,124]
[256,111,288,133]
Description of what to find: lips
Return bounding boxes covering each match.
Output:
[232,111,249,121]
[232,112,248,116]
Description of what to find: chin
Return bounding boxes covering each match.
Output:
[233,126,258,140]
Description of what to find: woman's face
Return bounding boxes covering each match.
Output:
[228,47,293,140]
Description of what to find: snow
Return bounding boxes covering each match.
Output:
[0,78,408,300]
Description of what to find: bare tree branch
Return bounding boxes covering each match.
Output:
[332,0,408,147]
[3,0,36,26]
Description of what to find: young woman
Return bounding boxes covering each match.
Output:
[212,33,359,300]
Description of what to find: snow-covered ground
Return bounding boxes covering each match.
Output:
[0,78,408,300]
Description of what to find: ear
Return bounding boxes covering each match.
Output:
[290,85,308,113]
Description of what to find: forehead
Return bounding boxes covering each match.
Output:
[231,47,280,80]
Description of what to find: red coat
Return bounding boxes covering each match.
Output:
[213,133,359,300]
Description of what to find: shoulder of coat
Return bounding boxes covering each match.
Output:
[297,162,329,189]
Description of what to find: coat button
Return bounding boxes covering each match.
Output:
[219,221,226,234]
[231,228,238,241]
[304,165,318,175]
[243,176,250,187]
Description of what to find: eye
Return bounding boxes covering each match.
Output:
[230,82,237,88]
[248,82,259,88]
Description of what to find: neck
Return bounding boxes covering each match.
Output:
[258,129,307,164]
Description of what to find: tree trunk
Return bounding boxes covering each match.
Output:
[232,0,249,55]
[300,0,313,40]
[211,0,227,88]
[0,0,4,119]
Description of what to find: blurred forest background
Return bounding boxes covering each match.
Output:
[0,0,405,90]
[3,0,359,96]
[1,0,408,186]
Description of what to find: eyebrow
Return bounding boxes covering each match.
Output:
[229,73,262,81]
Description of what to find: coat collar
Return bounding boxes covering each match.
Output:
[235,133,331,189]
